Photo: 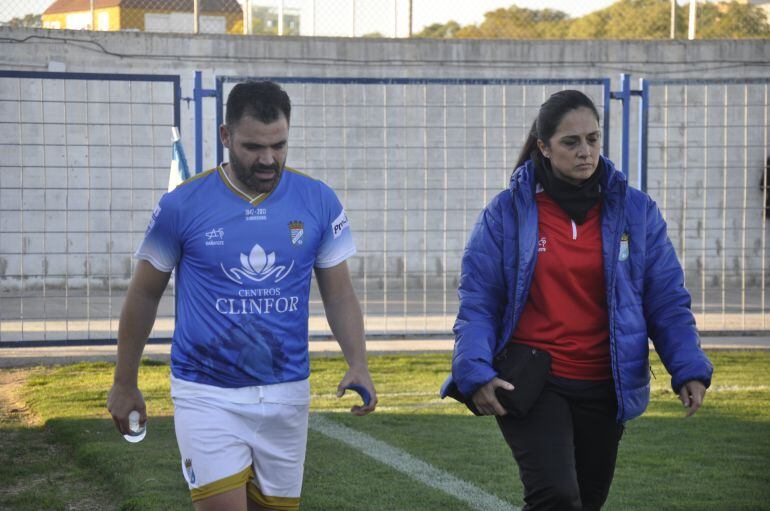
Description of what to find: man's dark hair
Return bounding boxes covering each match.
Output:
[225,81,291,127]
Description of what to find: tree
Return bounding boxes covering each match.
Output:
[1,13,42,28]
[698,1,770,39]
[411,0,768,40]
[566,0,684,39]
[471,6,570,39]
[415,21,461,38]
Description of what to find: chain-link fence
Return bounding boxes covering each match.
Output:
[1,0,768,39]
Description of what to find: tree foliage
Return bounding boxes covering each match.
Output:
[1,13,42,28]
[415,0,769,40]
[697,1,770,38]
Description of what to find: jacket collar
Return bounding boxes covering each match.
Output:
[509,155,626,198]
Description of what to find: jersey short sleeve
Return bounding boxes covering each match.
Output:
[135,192,182,272]
[314,184,356,268]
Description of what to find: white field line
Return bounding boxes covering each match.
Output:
[315,385,770,402]
[312,391,440,399]
[708,385,770,392]
[308,414,517,511]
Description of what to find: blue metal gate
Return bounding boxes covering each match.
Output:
[0,70,181,345]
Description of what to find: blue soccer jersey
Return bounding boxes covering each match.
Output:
[135,166,356,388]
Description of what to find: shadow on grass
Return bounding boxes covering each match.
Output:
[9,406,770,511]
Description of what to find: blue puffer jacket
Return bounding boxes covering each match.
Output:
[440,156,713,422]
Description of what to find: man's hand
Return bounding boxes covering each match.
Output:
[336,366,377,416]
[107,383,146,435]
[678,380,707,418]
[471,377,515,416]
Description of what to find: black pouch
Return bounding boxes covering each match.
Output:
[446,343,551,418]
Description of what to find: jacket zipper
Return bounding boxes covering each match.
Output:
[607,180,627,421]
[509,187,520,353]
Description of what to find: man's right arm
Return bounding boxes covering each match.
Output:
[107,260,171,435]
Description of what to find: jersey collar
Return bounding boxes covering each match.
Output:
[217,163,282,206]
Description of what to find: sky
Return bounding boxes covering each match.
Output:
[2,0,687,32]
[412,0,619,26]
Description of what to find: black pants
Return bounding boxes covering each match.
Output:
[496,376,624,511]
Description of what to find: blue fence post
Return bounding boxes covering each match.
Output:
[602,78,611,159]
[216,76,225,165]
[619,73,631,177]
[610,74,646,183]
[638,78,649,192]
[193,71,217,175]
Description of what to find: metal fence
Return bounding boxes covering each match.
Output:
[640,78,770,332]
[211,76,611,337]
[2,70,769,344]
[0,71,180,343]
[2,0,768,39]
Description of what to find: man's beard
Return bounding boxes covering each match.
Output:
[229,153,283,195]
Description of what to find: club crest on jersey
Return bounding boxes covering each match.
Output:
[619,233,629,261]
[184,458,196,484]
[221,243,294,285]
[289,220,304,246]
[538,236,547,253]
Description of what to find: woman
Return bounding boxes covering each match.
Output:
[441,90,713,511]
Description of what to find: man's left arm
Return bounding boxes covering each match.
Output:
[315,261,377,415]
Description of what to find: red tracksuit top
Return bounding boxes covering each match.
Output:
[511,190,611,381]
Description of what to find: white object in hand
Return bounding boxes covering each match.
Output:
[123,410,146,443]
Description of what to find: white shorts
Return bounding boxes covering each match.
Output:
[171,375,310,510]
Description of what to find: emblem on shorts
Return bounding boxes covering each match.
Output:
[221,242,294,285]
[538,236,547,253]
[289,220,304,246]
[619,233,629,261]
[184,458,196,484]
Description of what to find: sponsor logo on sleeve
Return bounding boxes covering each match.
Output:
[145,205,161,234]
[331,210,349,239]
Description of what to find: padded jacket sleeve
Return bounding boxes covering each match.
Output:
[451,198,509,398]
[642,197,713,393]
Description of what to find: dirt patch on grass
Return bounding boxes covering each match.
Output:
[0,369,116,511]
[0,369,36,422]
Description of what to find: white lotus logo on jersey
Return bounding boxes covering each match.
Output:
[221,243,294,284]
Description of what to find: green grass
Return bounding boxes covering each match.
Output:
[1,351,769,510]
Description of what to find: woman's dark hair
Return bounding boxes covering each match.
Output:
[515,90,600,170]
[225,81,291,128]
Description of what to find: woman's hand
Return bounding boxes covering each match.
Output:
[678,380,707,417]
[471,377,515,416]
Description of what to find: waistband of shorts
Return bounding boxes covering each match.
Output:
[170,374,311,405]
